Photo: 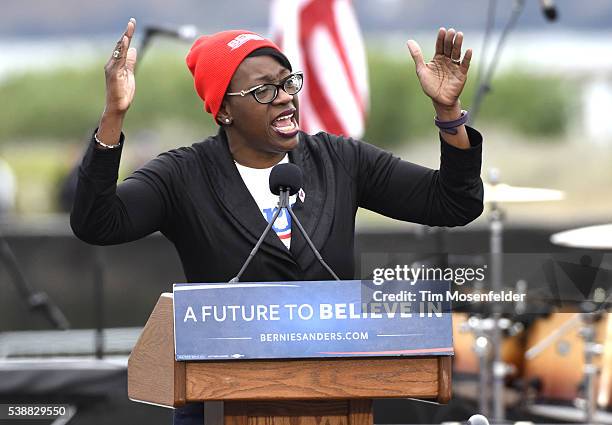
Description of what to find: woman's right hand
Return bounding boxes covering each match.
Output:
[104,18,137,116]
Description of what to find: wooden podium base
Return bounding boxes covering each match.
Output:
[129,294,452,423]
[205,400,372,425]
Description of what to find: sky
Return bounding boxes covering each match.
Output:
[1,0,611,38]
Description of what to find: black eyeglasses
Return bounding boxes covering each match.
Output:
[226,72,303,104]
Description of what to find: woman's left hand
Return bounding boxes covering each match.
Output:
[406,28,472,109]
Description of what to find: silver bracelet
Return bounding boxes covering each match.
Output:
[94,133,122,149]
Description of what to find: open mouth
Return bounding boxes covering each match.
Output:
[271,109,299,138]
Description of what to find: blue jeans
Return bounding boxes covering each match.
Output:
[173,403,204,425]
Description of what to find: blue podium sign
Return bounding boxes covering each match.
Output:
[173,280,453,361]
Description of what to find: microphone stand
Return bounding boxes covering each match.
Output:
[135,28,155,73]
[473,0,498,104]
[229,193,285,283]
[230,187,340,283]
[470,0,526,124]
[0,230,70,330]
[286,206,339,281]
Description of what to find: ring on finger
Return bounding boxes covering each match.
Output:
[451,58,461,65]
[112,49,121,59]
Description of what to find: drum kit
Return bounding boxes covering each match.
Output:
[452,169,612,425]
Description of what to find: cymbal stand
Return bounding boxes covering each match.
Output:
[462,316,493,417]
[579,308,604,425]
[462,315,520,420]
[488,169,506,423]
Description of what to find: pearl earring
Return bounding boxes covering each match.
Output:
[225,118,230,123]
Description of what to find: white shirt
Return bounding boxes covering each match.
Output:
[235,155,296,249]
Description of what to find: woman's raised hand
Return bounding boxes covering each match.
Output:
[104,18,137,116]
[406,28,472,110]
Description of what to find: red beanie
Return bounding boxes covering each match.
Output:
[186,30,283,120]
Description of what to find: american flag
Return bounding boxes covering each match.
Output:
[270,0,369,138]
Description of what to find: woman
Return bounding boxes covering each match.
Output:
[71,19,483,423]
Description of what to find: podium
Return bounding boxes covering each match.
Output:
[128,293,452,424]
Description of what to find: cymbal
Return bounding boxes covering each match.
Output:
[527,404,612,424]
[551,224,612,249]
[484,183,565,204]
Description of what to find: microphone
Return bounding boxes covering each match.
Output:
[468,414,490,425]
[136,24,198,73]
[230,163,339,282]
[539,0,558,22]
[143,25,198,42]
[269,163,302,196]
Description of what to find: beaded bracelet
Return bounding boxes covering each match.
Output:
[94,133,122,149]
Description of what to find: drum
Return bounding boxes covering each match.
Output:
[523,312,612,408]
[452,312,524,377]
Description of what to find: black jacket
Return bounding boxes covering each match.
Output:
[71,128,484,282]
